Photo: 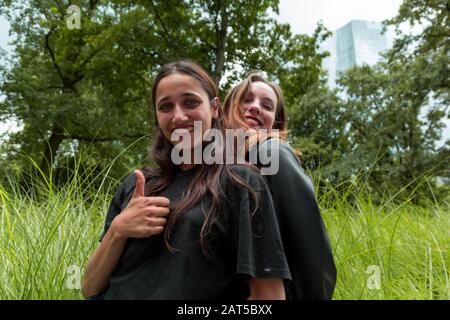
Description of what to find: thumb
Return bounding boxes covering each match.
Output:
[133,170,145,198]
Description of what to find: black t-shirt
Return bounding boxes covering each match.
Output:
[258,139,337,300]
[99,165,291,299]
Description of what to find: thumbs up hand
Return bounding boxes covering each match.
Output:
[111,170,170,240]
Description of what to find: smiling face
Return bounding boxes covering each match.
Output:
[241,81,278,130]
[155,73,218,148]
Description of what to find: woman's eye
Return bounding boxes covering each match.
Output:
[185,100,199,107]
[263,105,273,111]
[158,103,172,111]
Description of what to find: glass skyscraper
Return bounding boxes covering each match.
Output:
[322,20,390,88]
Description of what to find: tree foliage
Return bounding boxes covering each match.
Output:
[0,0,328,188]
[285,0,449,202]
[328,0,449,201]
[1,0,447,203]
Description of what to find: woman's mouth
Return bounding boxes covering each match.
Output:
[172,125,194,133]
[245,116,262,127]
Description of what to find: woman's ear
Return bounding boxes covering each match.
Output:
[211,97,220,119]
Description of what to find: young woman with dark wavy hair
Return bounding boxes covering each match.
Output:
[81,61,291,300]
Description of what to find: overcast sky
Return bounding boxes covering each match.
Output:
[278,0,403,34]
[0,16,11,52]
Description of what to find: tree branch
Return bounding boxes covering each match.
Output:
[212,0,228,84]
[147,0,180,50]
[89,0,100,13]
[44,27,66,87]
[77,44,105,71]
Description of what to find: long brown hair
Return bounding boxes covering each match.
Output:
[142,60,259,254]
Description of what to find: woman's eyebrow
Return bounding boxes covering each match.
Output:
[156,96,171,105]
[157,92,201,105]
[181,92,202,99]
[261,96,275,104]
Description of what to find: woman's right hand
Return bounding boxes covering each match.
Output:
[110,170,170,240]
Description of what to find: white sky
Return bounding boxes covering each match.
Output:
[0,17,9,50]
[278,0,404,35]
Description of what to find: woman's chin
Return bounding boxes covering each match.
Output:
[245,122,260,130]
[247,124,270,131]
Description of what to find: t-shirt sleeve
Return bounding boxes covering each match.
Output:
[99,174,136,242]
[261,139,337,299]
[228,167,292,281]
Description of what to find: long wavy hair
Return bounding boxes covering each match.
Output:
[142,60,259,254]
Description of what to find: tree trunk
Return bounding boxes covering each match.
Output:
[39,119,66,180]
[212,1,228,85]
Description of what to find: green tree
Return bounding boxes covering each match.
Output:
[384,0,449,141]
[288,80,350,174]
[285,0,450,202]
[0,0,157,186]
[330,0,450,200]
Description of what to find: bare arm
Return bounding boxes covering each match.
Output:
[81,226,127,298]
[247,278,286,300]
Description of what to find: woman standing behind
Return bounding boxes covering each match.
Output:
[222,73,337,299]
[81,62,291,299]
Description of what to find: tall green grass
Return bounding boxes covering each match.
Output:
[321,192,449,299]
[0,151,117,299]
[313,166,450,300]
[0,152,449,299]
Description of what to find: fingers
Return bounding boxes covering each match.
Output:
[145,196,170,207]
[146,217,167,227]
[146,206,170,217]
[133,170,145,198]
[147,226,164,236]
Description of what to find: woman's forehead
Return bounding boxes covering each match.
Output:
[156,73,207,101]
[247,81,277,102]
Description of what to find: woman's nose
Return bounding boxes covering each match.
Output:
[172,105,188,122]
[248,103,262,114]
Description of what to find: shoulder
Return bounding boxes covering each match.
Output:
[264,140,315,193]
[254,138,304,176]
[102,172,137,232]
[260,138,300,164]
[111,173,136,203]
[228,164,259,178]
[121,173,137,192]
[225,164,268,192]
